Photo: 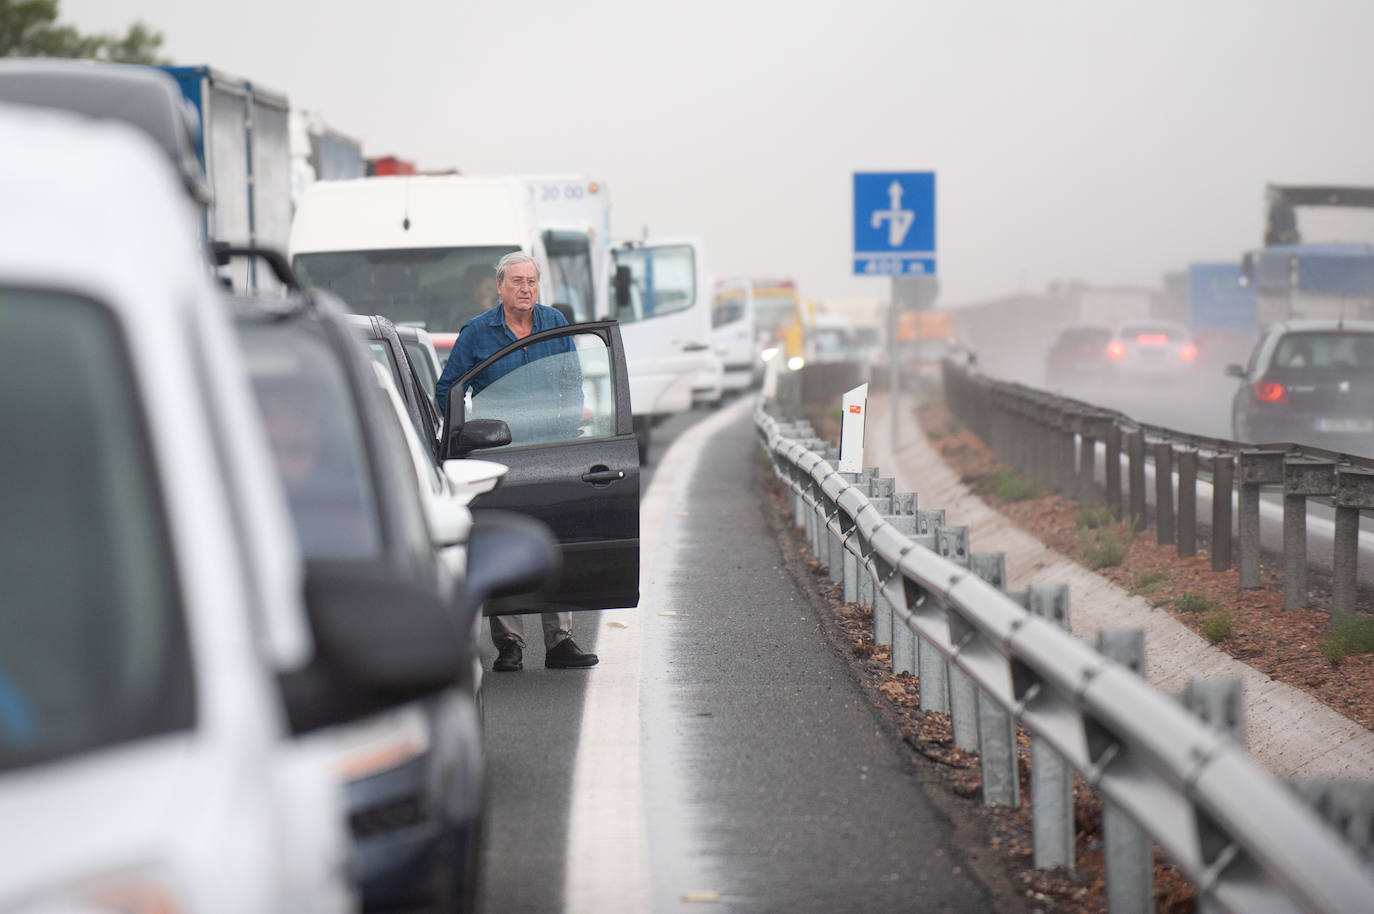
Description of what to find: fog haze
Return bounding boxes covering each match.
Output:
[59,0,1374,306]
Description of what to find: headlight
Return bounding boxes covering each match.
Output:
[760,347,780,362]
[786,356,805,372]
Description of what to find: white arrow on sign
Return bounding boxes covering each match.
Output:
[870,180,915,247]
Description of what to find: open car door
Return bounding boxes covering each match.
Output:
[440,319,639,614]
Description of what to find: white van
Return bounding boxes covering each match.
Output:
[290,174,554,338]
[0,106,468,914]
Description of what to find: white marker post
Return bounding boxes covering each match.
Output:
[838,383,869,473]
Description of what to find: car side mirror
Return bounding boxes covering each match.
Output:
[445,417,511,459]
[1225,363,1246,379]
[280,560,465,735]
[553,302,575,323]
[455,509,561,622]
[1240,252,1255,287]
[613,265,632,309]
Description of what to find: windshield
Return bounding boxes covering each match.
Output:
[610,244,696,324]
[237,322,384,560]
[294,246,517,332]
[712,290,746,328]
[754,292,797,332]
[0,287,193,771]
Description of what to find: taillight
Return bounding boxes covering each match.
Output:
[1106,341,1126,360]
[1253,380,1287,403]
[1179,343,1198,361]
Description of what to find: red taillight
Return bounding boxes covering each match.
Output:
[1136,333,1168,345]
[1178,343,1198,361]
[1106,341,1126,360]
[1253,380,1287,403]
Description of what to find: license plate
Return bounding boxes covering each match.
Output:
[1315,417,1374,433]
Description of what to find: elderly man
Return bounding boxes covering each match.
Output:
[435,251,598,672]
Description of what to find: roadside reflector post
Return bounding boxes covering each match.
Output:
[1283,458,1337,609]
[1237,450,1285,589]
[1333,466,1374,617]
[1211,452,1235,572]
[1128,428,1148,533]
[1095,629,1152,914]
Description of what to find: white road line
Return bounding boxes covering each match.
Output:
[563,397,755,913]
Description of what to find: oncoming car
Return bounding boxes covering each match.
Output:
[1228,318,1374,456]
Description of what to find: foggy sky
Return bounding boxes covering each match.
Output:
[59,0,1374,307]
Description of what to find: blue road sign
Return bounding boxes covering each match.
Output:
[853,172,936,276]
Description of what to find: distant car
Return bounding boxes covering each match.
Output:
[1228,319,1374,455]
[1044,323,1113,385]
[432,331,458,373]
[1103,320,1198,381]
[351,313,443,449]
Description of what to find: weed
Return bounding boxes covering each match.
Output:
[945,416,965,436]
[1082,526,1131,569]
[1132,571,1169,595]
[1078,506,1115,530]
[1319,613,1374,663]
[1202,609,1234,642]
[1176,593,1212,614]
[975,470,1041,503]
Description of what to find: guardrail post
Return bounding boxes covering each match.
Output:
[888,493,920,676]
[1287,780,1374,864]
[1058,408,1078,496]
[1154,440,1174,545]
[837,472,862,594]
[1105,422,1123,520]
[1181,679,1246,747]
[949,549,1004,755]
[1177,447,1198,557]
[1283,458,1337,609]
[1095,629,1152,914]
[1075,414,1101,505]
[1333,466,1374,617]
[1127,429,1147,533]
[1027,584,1074,872]
[1237,450,1285,590]
[1211,453,1235,572]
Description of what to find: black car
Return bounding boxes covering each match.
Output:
[1044,323,1112,387]
[1228,318,1374,456]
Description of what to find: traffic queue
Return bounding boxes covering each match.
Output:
[0,61,646,913]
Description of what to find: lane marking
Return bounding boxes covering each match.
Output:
[563,397,755,912]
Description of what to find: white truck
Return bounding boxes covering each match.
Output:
[0,105,470,913]
[519,174,721,458]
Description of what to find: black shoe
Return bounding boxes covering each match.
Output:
[493,642,522,672]
[545,638,598,669]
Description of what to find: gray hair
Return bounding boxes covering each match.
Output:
[495,251,540,284]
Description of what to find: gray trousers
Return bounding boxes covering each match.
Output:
[489,612,572,651]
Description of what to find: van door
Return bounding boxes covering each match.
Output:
[441,319,639,613]
[611,237,714,421]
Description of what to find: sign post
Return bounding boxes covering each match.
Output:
[853,171,937,452]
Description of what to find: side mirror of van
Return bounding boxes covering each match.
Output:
[1225,363,1246,379]
[552,302,575,323]
[1240,252,1255,287]
[613,265,632,310]
[280,560,467,735]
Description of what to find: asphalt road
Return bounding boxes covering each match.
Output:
[476,400,999,913]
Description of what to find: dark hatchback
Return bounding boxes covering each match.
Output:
[1044,323,1113,386]
[1229,319,1374,457]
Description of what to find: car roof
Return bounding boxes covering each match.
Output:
[0,102,206,317]
[0,59,209,205]
[1270,318,1374,334]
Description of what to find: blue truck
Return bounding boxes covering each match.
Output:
[1243,185,1374,329]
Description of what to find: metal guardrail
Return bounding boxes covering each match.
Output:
[941,355,1374,612]
[755,404,1374,914]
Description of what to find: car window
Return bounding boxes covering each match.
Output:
[1058,327,1110,344]
[712,290,746,328]
[464,331,614,448]
[610,245,696,324]
[1119,324,1187,341]
[1272,332,1374,371]
[0,287,194,771]
[237,323,384,560]
[404,339,439,399]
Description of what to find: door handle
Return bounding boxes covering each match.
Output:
[682,341,710,352]
[581,465,625,486]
